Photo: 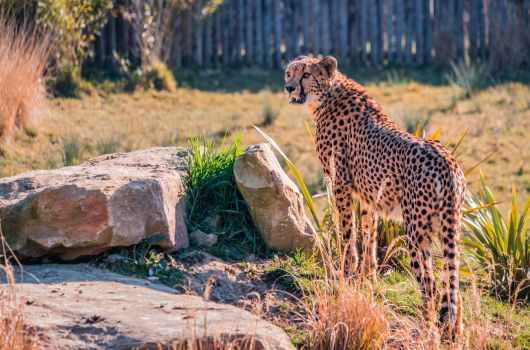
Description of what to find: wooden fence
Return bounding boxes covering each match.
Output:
[94,0,530,69]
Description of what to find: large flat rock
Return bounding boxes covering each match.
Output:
[0,147,189,260]
[11,264,294,350]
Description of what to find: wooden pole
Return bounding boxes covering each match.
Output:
[361,0,369,64]
[415,0,424,64]
[396,0,404,63]
[370,0,380,66]
[273,0,282,67]
[321,0,331,55]
[302,0,311,54]
[404,0,414,64]
[246,0,254,65]
[255,0,264,65]
[312,0,321,55]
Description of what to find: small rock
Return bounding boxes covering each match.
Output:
[190,230,218,247]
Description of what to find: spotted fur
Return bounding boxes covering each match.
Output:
[285,56,465,337]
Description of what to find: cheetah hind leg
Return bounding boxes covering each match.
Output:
[333,186,359,276]
[360,209,378,281]
[438,208,463,342]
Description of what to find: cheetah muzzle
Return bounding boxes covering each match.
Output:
[284,55,466,341]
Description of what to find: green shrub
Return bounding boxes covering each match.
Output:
[184,134,262,258]
[260,88,281,126]
[463,177,530,301]
[31,0,112,96]
[105,235,184,288]
[445,61,491,98]
[95,136,123,155]
[61,134,82,166]
[125,60,177,92]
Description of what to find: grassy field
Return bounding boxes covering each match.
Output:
[2,67,529,208]
[1,66,529,349]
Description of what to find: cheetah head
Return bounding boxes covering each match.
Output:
[284,55,337,108]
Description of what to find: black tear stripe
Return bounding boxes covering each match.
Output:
[299,75,305,99]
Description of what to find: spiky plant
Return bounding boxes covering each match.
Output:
[463,177,530,301]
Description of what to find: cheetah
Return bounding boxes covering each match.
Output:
[284,55,465,336]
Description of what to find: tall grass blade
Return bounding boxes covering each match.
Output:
[253,125,321,230]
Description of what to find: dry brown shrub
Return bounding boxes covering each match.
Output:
[0,227,37,350]
[0,13,50,143]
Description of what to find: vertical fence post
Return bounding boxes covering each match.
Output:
[404,0,413,64]
[302,0,311,54]
[478,0,486,61]
[264,0,273,68]
[255,0,264,65]
[415,0,423,64]
[349,0,359,65]
[395,0,404,63]
[321,0,331,56]
[245,0,254,65]
[360,0,369,64]
[370,0,380,66]
[425,0,433,63]
[469,0,478,63]
[312,0,321,55]
[273,0,282,67]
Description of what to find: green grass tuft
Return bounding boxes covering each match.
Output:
[184,134,263,259]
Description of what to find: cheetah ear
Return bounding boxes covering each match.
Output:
[320,56,337,77]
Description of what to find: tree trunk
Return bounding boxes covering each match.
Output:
[478,0,486,61]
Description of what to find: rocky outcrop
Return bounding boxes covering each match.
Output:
[0,147,189,260]
[234,143,316,253]
[13,264,294,350]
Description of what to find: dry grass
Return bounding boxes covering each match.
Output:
[293,227,525,349]
[1,70,528,207]
[0,13,50,144]
[164,335,258,350]
[0,229,36,350]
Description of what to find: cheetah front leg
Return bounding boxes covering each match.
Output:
[333,183,358,273]
[360,208,378,281]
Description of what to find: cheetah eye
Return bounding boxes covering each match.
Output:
[286,71,291,78]
[303,72,311,78]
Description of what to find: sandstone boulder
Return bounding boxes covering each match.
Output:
[234,143,316,253]
[11,264,295,350]
[0,147,189,260]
